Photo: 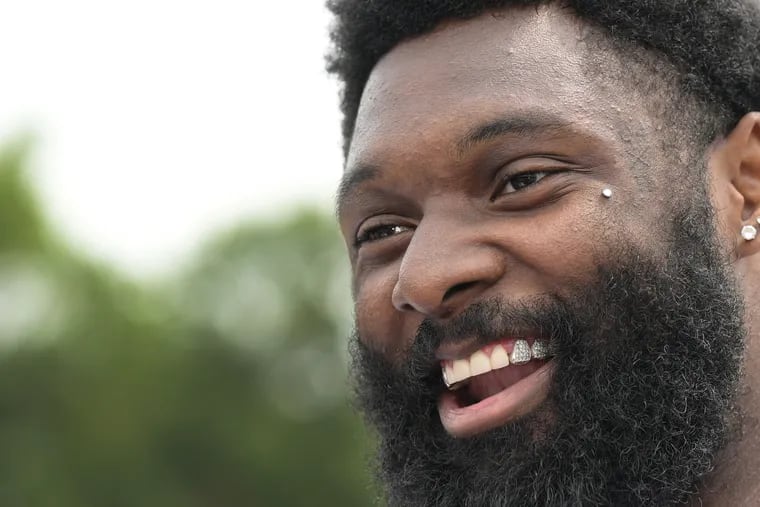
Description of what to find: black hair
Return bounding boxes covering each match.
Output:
[326,0,760,156]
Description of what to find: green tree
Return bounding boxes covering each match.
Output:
[0,140,375,506]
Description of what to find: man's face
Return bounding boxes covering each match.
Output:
[337,5,745,506]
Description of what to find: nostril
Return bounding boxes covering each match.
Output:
[401,302,415,312]
[442,281,479,303]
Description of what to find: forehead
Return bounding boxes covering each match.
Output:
[347,5,621,168]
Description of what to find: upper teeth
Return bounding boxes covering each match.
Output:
[510,340,532,365]
[442,339,552,389]
[531,339,549,360]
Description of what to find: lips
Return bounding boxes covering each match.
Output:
[437,338,556,438]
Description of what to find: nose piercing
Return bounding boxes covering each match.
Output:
[602,188,613,199]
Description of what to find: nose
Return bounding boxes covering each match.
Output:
[391,216,505,319]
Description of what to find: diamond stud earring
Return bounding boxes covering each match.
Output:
[742,224,758,241]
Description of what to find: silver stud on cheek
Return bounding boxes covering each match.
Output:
[741,225,758,241]
[602,188,613,199]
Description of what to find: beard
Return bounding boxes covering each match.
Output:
[349,198,746,506]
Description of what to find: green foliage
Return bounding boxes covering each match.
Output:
[0,136,50,253]
[0,142,376,506]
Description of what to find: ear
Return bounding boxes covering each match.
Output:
[709,112,760,260]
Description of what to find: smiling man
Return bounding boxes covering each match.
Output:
[328,1,760,505]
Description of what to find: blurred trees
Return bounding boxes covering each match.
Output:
[0,140,376,506]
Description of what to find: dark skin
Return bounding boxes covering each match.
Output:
[337,5,760,505]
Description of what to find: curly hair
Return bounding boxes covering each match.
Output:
[326,0,760,156]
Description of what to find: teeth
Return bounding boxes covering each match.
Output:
[490,344,510,369]
[531,339,549,360]
[452,359,471,383]
[441,338,555,390]
[469,350,491,376]
[510,339,532,365]
[442,363,455,387]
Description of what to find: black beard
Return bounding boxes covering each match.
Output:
[349,205,746,506]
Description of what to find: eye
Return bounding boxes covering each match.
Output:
[498,171,550,195]
[355,223,413,248]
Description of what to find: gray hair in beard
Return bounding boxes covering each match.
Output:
[349,198,745,506]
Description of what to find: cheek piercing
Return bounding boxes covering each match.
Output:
[742,224,758,241]
[602,188,613,199]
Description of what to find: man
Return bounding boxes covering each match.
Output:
[328,1,760,505]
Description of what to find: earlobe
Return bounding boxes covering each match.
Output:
[711,112,760,259]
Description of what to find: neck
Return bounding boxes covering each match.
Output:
[696,281,760,506]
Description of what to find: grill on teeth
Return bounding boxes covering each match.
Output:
[531,339,549,360]
[509,339,532,365]
[442,339,554,390]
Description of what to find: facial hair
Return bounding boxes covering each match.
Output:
[349,204,745,506]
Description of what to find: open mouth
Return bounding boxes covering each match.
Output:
[437,338,556,438]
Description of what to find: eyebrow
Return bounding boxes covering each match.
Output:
[456,112,572,157]
[336,163,379,217]
[336,111,573,216]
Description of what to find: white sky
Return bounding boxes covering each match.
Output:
[0,0,344,276]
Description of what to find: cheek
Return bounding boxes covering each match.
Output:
[354,269,409,353]
[514,241,601,299]
[499,194,612,291]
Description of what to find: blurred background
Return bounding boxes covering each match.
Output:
[0,1,376,505]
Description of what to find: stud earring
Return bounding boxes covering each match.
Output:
[602,188,613,199]
[742,224,758,241]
